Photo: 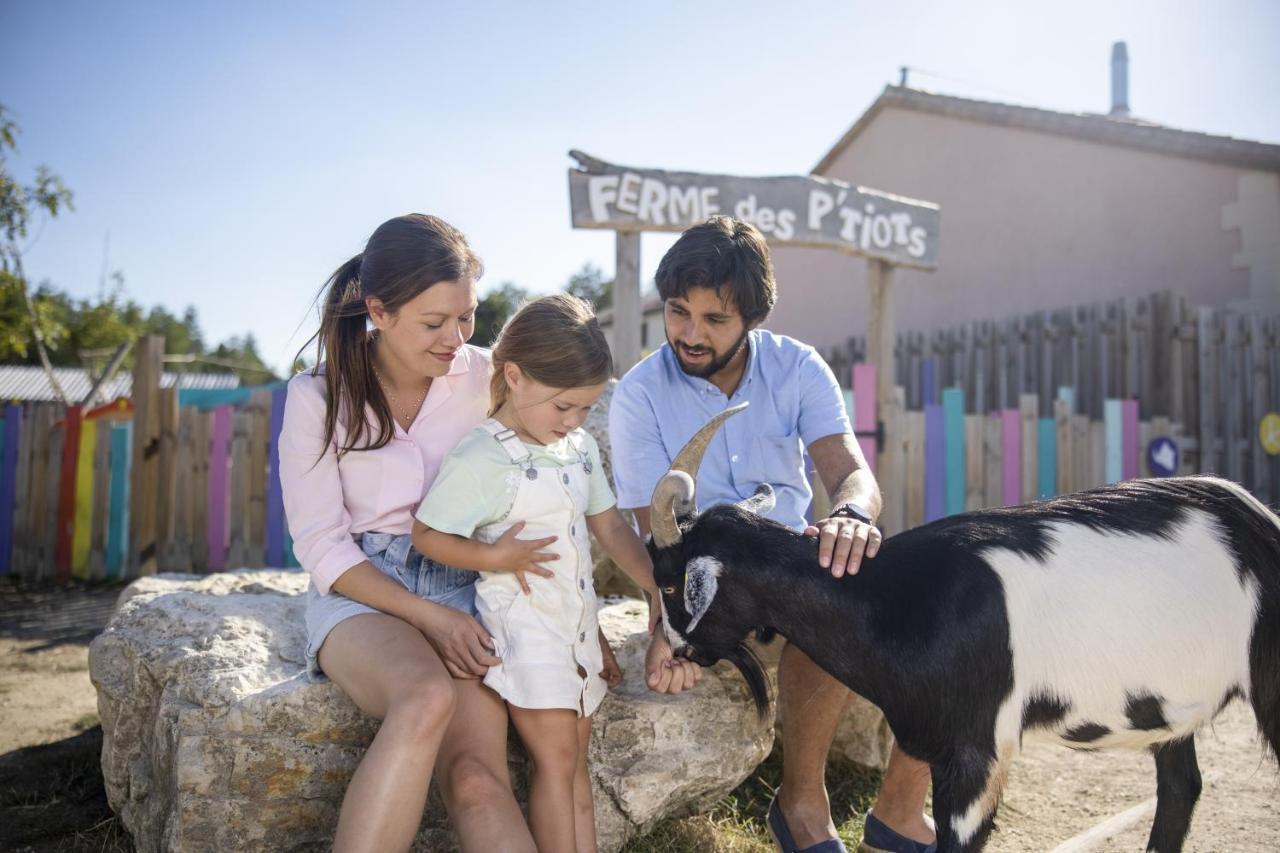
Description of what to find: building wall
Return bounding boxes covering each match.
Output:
[768,105,1259,353]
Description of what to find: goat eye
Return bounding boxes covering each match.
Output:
[662,586,676,595]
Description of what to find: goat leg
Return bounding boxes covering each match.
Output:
[927,745,1007,853]
[1145,736,1201,853]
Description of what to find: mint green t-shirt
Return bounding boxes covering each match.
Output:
[415,425,616,538]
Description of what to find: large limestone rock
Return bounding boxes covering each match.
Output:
[89,571,773,852]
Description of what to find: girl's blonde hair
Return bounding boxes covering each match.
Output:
[489,293,613,416]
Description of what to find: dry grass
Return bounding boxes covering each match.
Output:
[623,747,884,852]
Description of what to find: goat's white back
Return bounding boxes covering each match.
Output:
[985,509,1260,753]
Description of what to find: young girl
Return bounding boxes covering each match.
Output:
[411,293,661,853]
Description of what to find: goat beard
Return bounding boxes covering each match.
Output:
[724,643,771,718]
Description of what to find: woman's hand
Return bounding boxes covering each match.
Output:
[413,604,502,680]
[490,521,558,594]
[599,630,623,689]
[644,630,702,695]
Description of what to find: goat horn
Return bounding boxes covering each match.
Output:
[649,403,750,548]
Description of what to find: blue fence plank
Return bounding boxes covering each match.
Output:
[107,422,133,578]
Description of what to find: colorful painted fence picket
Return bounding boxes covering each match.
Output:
[0,376,298,582]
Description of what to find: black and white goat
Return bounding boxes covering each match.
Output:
[647,405,1280,853]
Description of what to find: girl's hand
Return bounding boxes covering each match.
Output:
[490,521,558,594]
[643,631,703,695]
[414,605,502,679]
[598,630,623,689]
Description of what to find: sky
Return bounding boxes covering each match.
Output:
[3,0,1278,375]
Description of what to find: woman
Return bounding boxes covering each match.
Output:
[279,213,700,853]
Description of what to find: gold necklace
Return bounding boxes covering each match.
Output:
[372,364,429,428]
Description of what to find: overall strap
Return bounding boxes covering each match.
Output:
[480,419,532,465]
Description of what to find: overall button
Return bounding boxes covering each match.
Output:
[579,579,586,589]
[562,473,570,484]
[579,632,586,643]
[571,525,577,535]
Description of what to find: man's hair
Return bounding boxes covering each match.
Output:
[654,215,777,325]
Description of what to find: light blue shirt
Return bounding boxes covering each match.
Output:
[609,329,851,532]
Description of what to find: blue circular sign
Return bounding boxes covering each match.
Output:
[1147,436,1179,478]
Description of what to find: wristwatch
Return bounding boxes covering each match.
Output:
[829,501,874,525]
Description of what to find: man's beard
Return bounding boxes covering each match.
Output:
[669,329,750,379]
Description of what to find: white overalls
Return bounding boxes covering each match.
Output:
[472,419,607,717]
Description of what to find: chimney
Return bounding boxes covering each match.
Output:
[1110,41,1130,118]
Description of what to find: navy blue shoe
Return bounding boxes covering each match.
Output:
[858,812,937,853]
[767,793,849,853]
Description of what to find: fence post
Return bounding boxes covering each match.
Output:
[130,334,164,575]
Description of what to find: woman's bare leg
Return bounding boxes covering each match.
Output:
[572,714,597,853]
[318,613,457,853]
[510,706,581,853]
[435,679,536,852]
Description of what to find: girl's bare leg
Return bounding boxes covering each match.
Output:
[572,714,598,853]
[317,614,457,853]
[435,679,536,852]
[510,706,581,853]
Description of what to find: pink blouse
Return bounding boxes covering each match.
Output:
[279,345,492,594]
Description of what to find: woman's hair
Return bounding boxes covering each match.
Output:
[301,213,483,455]
[489,293,613,416]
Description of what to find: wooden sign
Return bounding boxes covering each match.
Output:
[567,150,940,270]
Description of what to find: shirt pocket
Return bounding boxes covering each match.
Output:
[375,440,425,519]
[743,433,804,492]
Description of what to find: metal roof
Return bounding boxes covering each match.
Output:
[814,85,1280,176]
[0,365,241,404]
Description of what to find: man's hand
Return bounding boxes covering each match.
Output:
[489,521,558,594]
[804,515,881,577]
[644,631,702,694]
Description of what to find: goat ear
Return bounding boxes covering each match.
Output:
[683,556,723,633]
[736,483,776,516]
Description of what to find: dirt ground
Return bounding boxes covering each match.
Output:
[989,702,1278,851]
[0,581,1276,852]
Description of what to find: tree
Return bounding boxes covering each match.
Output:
[473,281,530,348]
[565,263,614,310]
[1,102,75,399]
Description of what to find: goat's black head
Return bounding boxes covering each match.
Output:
[646,403,776,714]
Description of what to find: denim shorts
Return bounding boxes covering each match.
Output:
[304,531,479,680]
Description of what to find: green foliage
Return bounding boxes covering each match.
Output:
[0,103,74,272]
[565,262,614,309]
[0,272,67,360]
[473,281,531,348]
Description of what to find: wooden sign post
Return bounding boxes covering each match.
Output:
[566,150,940,418]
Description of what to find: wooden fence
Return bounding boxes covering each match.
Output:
[825,291,1280,535]
[4,290,1280,582]
[0,336,296,582]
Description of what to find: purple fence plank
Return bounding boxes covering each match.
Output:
[852,363,877,475]
[1002,409,1021,506]
[924,404,945,522]
[1122,399,1140,480]
[267,387,286,567]
[0,406,20,575]
[208,405,232,572]
[921,359,937,407]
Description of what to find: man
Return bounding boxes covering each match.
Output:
[609,216,936,853]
